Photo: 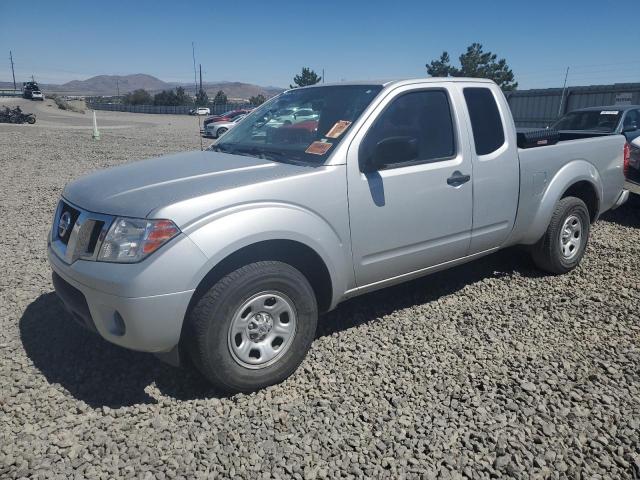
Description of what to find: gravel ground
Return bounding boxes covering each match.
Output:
[1,108,639,479]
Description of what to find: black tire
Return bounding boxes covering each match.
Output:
[27,115,36,124]
[186,261,318,393]
[216,127,228,137]
[531,196,590,274]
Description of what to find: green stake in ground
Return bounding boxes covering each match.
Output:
[92,110,100,140]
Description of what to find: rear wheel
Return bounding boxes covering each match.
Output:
[531,196,590,274]
[186,261,318,393]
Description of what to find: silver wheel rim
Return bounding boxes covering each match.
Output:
[227,291,297,369]
[560,214,582,260]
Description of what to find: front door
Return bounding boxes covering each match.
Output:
[346,85,473,287]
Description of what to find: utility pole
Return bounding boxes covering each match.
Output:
[557,67,570,117]
[191,42,198,98]
[322,68,325,83]
[199,64,203,93]
[9,51,17,91]
[116,78,120,97]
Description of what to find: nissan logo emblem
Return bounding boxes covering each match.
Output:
[58,211,72,238]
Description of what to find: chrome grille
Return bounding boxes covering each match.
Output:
[51,200,114,264]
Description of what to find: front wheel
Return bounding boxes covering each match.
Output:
[186,261,318,393]
[531,196,591,274]
[26,115,36,124]
[216,127,228,138]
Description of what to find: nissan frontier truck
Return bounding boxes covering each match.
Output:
[48,78,629,392]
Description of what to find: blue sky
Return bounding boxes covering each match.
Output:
[1,0,639,89]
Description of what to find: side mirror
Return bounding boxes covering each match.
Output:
[361,136,419,173]
[622,124,638,133]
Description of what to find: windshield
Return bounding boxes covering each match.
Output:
[553,110,622,133]
[209,85,383,165]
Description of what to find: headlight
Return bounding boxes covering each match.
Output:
[97,218,180,263]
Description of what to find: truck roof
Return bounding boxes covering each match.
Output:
[294,77,496,89]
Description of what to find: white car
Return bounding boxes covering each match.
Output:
[191,107,210,116]
[266,108,318,128]
[30,91,44,101]
[204,114,246,138]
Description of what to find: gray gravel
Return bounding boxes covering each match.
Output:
[1,107,639,479]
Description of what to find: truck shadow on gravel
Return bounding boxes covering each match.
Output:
[599,194,640,228]
[20,248,542,409]
[19,293,221,408]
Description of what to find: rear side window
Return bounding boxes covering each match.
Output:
[463,87,505,155]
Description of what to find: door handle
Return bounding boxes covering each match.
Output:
[447,171,471,187]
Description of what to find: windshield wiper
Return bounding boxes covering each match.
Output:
[232,147,298,163]
[207,143,234,153]
[212,144,313,166]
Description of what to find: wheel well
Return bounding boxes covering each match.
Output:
[562,181,599,222]
[188,240,333,315]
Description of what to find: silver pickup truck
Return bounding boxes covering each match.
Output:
[48,78,629,392]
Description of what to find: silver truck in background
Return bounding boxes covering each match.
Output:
[48,78,629,392]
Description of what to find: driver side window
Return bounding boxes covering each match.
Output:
[360,90,456,171]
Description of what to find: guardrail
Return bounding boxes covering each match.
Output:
[0,89,23,97]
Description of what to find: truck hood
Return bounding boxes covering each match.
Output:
[63,150,309,219]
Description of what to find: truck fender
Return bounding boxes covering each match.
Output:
[184,202,351,310]
[520,159,602,245]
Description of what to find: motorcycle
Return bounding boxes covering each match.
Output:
[0,106,36,124]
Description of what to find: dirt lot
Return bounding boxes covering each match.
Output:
[1,104,639,479]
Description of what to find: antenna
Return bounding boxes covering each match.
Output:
[9,51,16,91]
[557,67,570,117]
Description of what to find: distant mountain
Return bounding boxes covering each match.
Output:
[59,74,168,94]
[0,74,283,99]
[199,81,282,100]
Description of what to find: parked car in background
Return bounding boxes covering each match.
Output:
[203,114,246,138]
[265,107,319,128]
[189,107,210,116]
[49,79,628,393]
[30,90,44,101]
[203,109,252,129]
[22,81,40,99]
[552,105,640,195]
[627,136,640,195]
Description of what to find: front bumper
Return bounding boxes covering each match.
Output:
[47,234,205,353]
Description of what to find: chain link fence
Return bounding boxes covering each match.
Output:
[86,102,258,115]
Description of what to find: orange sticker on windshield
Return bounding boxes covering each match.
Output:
[326,120,352,138]
[305,141,333,155]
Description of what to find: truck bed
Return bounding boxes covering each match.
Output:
[508,134,627,245]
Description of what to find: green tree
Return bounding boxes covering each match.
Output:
[426,43,518,91]
[249,94,266,105]
[123,89,152,105]
[175,86,190,105]
[290,67,321,89]
[425,52,452,77]
[153,89,179,106]
[196,88,209,106]
[213,90,228,105]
